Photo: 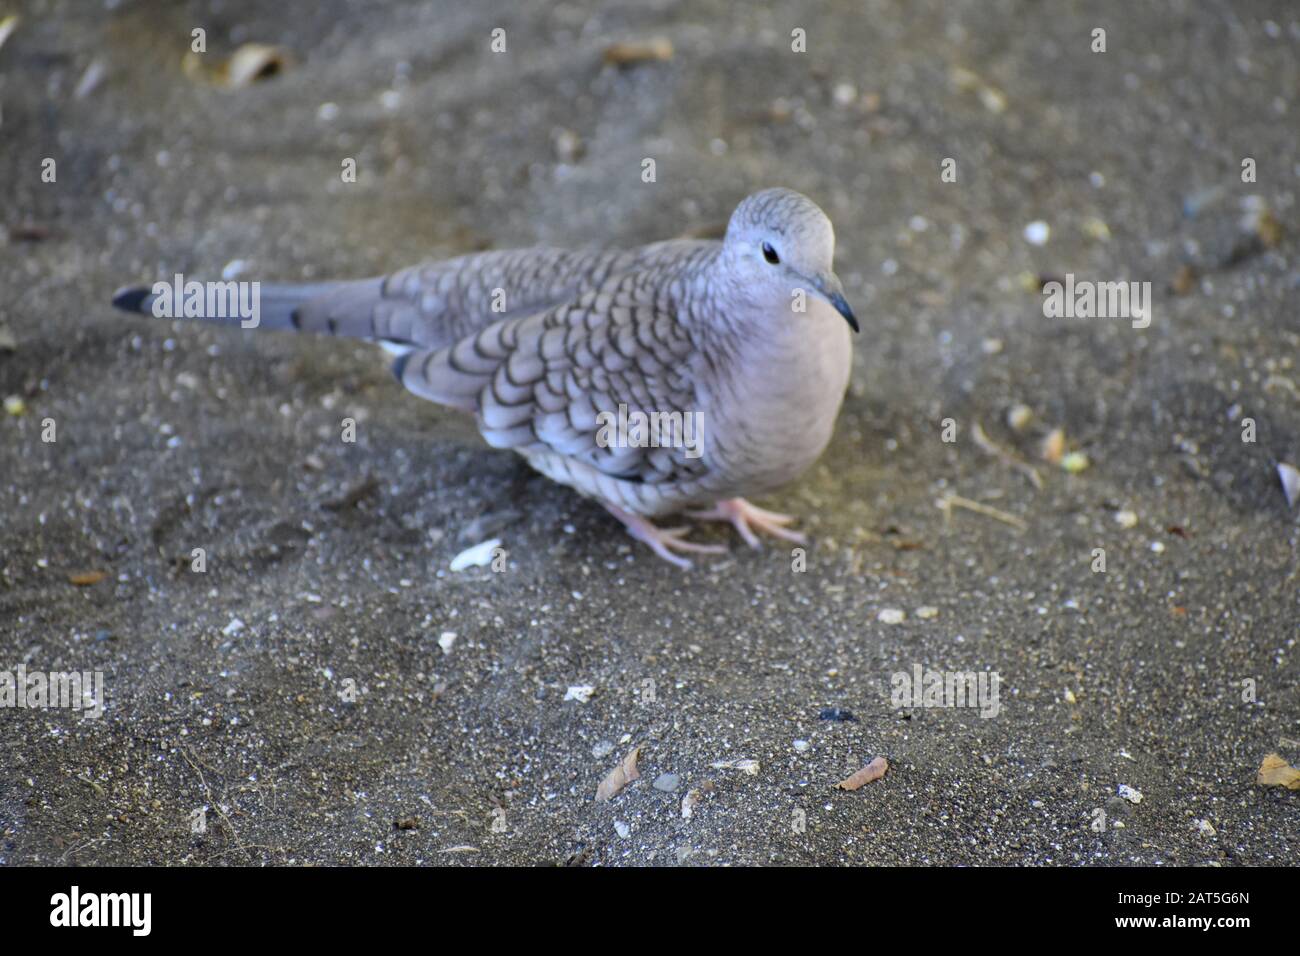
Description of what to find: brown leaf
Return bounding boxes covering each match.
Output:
[1169,264,1198,296]
[602,38,673,66]
[595,746,640,802]
[837,756,888,790]
[1255,753,1300,789]
[1040,427,1066,465]
[67,570,107,586]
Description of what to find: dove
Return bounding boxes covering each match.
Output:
[112,187,858,567]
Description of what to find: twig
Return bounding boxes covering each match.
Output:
[971,421,1043,490]
[938,493,1028,531]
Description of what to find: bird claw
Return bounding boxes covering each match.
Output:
[688,498,807,548]
[604,504,728,569]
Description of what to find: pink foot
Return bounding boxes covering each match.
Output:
[604,503,728,569]
[687,498,807,549]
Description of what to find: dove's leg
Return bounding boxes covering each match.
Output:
[688,498,808,548]
[603,503,728,569]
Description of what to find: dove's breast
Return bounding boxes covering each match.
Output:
[700,301,853,497]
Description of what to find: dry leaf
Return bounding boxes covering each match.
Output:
[185,43,292,88]
[1040,427,1066,465]
[67,570,107,586]
[603,38,673,66]
[225,43,291,87]
[595,746,640,802]
[837,756,888,790]
[1255,753,1300,789]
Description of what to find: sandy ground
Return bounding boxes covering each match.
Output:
[1,0,1298,866]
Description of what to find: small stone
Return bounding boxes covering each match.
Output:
[1117,784,1143,804]
[1081,217,1111,241]
[222,617,245,637]
[438,631,457,654]
[564,684,595,703]
[613,821,630,839]
[1023,221,1050,246]
[1279,463,1300,509]
[592,740,615,759]
[793,739,810,753]
[915,606,939,620]
[652,773,680,792]
[1114,510,1138,529]
[3,395,26,416]
[553,128,583,163]
[1061,451,1090,474]
[1006,404,1033,431]
[878,608,906,624]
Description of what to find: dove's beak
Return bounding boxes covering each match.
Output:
[811,272,860,333]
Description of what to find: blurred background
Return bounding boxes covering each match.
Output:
[1,1,1297,866]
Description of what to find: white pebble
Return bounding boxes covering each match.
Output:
[1023,221,1050,245]
[563,684,595,703]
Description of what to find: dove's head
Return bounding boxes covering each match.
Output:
[722,188,858,333]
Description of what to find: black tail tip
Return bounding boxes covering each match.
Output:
[111,285,152,313]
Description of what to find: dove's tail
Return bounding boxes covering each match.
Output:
[110,278,389,339]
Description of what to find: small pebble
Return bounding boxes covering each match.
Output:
[878,608,906,624]
[564,684,595,703]
[652,773,680,792]
[915,606,939,620]
[1023,221,1050,245]
[613,821,630,839]
[1061,451,1090,473]
[1007,404,1033,431]
[1114,510,1138,529]
[818,708,857,722]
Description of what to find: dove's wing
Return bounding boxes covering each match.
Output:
[395,265,713,510]
[111,241,717,352]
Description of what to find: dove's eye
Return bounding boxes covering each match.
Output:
[761,241,780,265]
